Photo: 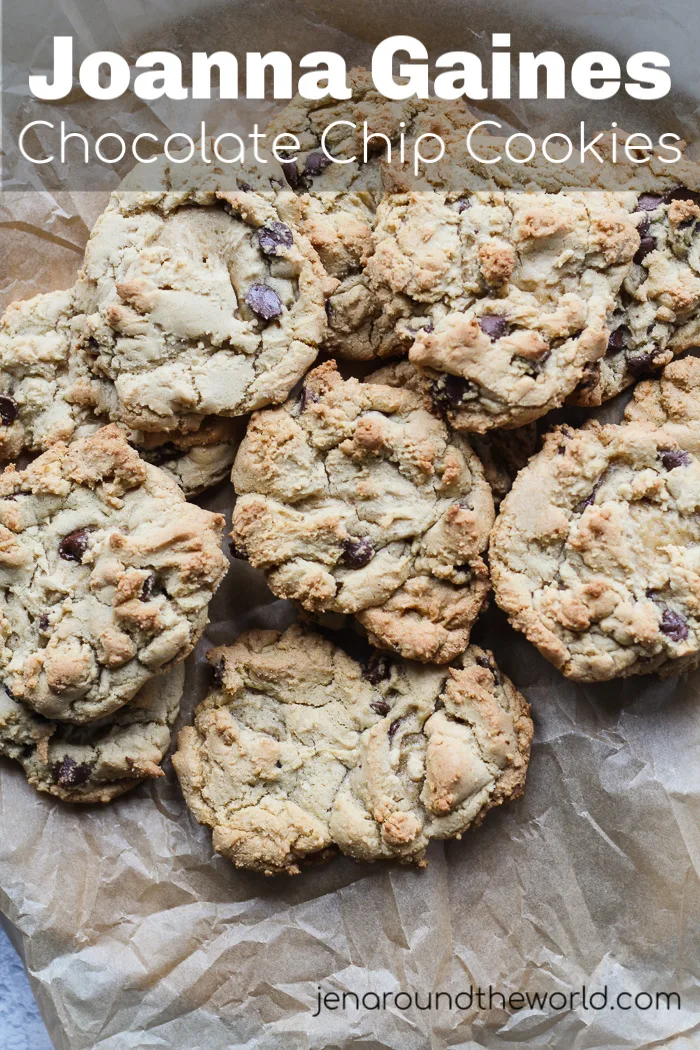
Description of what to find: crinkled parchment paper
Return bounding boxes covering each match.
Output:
[1,1,700,1047]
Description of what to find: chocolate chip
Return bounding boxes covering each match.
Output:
[298,386,320,412]
[665,186,700,208]
[660,607,689,642]
[478,315,510,340]
[364,654,392,685]
[38,613,50,631]
[607,326,630,354]
[58,527,95,564]
[634,236,656,265]
[637,193,664,212]
[236,179,253,192]
[140,572,156,601]
[325,299,334,320]
[147,442,183,466]
[660,448,691,470]
[210,658,225,687]
[257,222,293,256]
[388,718,402,742]
[0,396,19,426]
[430,374,477,411]
[475,654,492,669]
[280,160,302,190]
[637,216,650,239]
[574,479,603,514]
[627,352,659,378]
[228,540,248,560]
[341,537,374,569]
[304,151,332,177]
[370,699,391,716]
[3,683,16,700]
[51,756,92,788]
[455,197,471,213]
[245,283,283,321]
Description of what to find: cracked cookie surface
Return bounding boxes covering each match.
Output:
[0,664,184,803]
[571,160,700,405]
[231,360,494,663]
[78,154,332,433]
[173,625,532,874]
[491,420,700,680]
[0,426,228,723]
[263,67,481,360]
[366,189,639,430]
[0,287,239,497]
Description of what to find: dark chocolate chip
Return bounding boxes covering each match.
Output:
[607,326,630,354]
[370,699,391,716]
[660,448,691,470]
[298,386,320,412]
[341,537,374,569]
[627,352,659,378]
[58,527,95,564]
[245,283,283,321]
[280,161,302,190]
[364,654,392,685]
[3,683,16,700]
[430,374,477,411]
[665,186,700,208]
[236,179,253,192]
[228,540,248,560]
[455,197,471,213]
[304,151,332,177]
[0,396,19,426]
[634,236,657,265]
[388,718,402,742]
[257,222,293,256]
[38,613,50,631]
[637,193,664,212]
[51,756,92,788]
[478,315,510,340]
[574,479,603,514]
[210,658,225,687]
[140,572,157,601]
[660,607,689,642]
[147,442,183,466]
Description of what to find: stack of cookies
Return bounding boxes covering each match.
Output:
[3,68,700,877]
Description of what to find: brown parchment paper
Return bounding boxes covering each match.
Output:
[2,1,700,1047]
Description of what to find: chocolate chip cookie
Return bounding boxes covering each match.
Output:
[491,420,700,680]
[231,360,494,663]
[366,189,640,430]
[173,625,532,875]
[78,154,333,433]
[0,665,184,803]
[264,67,481,360]
[0,426,228,723]
[0,287,239,496]
[571,163,700,404]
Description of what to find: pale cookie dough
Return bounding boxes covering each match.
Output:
[0,426,228,723]
[368,359,539,506]
[624,355,700,439]
[264,67,481,360]
[78,153,333,433]
[0,665,184,803]
[231,360,494,663]
[491,420,700,680]
[366,189,640,429]
[570,161,700,404]
[0,287,240,496]
[173,625,532,875]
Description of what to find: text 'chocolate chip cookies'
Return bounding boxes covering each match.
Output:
[0,426,228,723]
[173,626,532,875]
[491,419,700,680]
[231,360,494,663]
